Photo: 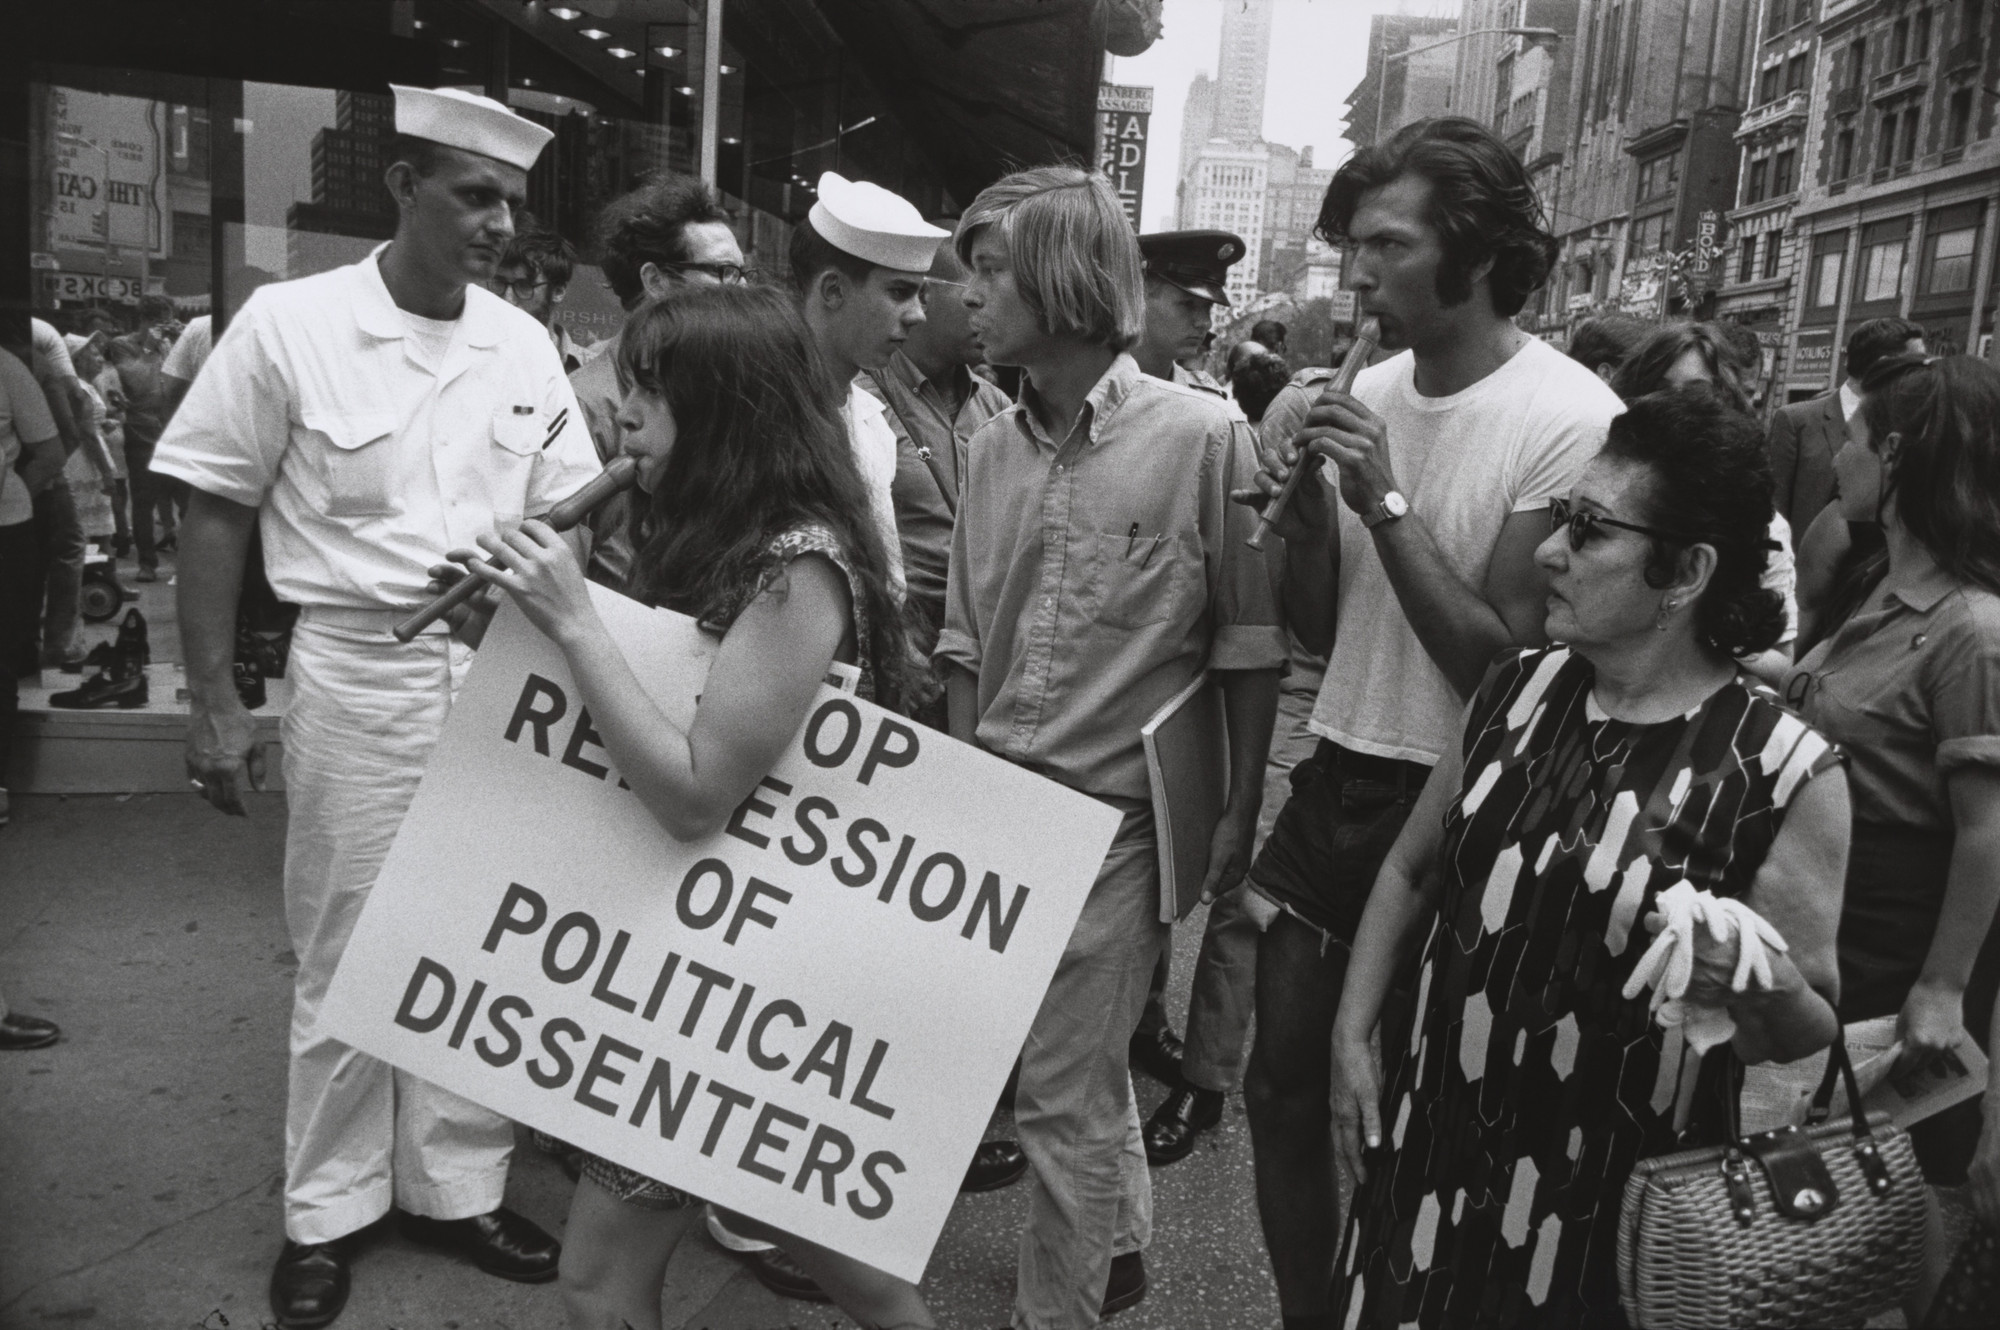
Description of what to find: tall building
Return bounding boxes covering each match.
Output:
[1179,71,1217,186]
[1543,0,1750,333]
[1182,141,1270,305]
[286,90,397,274]
[1447,2,1583,333]
[1346,14,1459,150]
[1783,0,2000,395]
[1714,0,1823,400]
[1175,0,1276,292]
[1262,143,1335,296]
[1213,0,1276,143]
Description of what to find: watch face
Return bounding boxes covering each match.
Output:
[1383,492,1409,517]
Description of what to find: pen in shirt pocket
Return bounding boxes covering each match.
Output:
[1126,522,1140,556]
[1141,534,1161,568]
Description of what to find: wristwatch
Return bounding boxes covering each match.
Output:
[1362,491,1409,530]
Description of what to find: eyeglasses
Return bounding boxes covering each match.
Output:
[496,278,551,299]
[1547,496,1703,550]
[661,261,754,286]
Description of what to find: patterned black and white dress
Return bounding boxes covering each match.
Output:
[1335,647,1840,1330]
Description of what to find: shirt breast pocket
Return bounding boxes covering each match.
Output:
[1087,530,1199,630]
[489,408,542,523]
[301,412,398,518]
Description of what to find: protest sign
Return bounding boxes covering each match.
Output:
[318,587,1121,1281]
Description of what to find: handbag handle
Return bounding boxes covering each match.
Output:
[1804,1024,1896,1197]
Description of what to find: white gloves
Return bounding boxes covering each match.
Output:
[1621,880,1790,1053]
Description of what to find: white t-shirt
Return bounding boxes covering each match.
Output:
[847,380,906,600]
[30,317,76,385]
[1312,337,1623,764]
[160,314,213,383]
[1765,510,1799,647]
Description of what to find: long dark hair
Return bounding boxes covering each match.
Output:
[616,285,910,710]
[1857,352,2000,595]
[1610,322,1751,413]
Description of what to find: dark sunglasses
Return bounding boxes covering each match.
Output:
[1547,497,1704,550]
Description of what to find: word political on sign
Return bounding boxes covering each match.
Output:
[318,589,1119,1280]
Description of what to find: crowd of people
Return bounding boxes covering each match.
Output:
[5,83,2000,1330]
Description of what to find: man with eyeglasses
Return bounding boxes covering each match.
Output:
[489,225,584,372]
[790,171,952,602]
[568,174,746,586]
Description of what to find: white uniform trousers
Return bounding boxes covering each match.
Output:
[279,615,515,1244]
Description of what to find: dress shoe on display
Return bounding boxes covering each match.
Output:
[1142,1084,1226,1165]
[747,1245,832,1302]
[1128,1022,1185,1086]
[117,608,151,665]
[1102,1250,1147,1316]
[961,1138,1029,1192]
[59,642,113,674]
[48,649,148,709]
[269,1238,353,1329]
[0,1012,61,1050]
[395,1207,560,1283]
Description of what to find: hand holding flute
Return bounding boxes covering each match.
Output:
[1240,322,1381,550]
[396,456,639,642]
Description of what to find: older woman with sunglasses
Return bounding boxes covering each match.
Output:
[1783,353,2000,1197]
[1329,386,1849,1330]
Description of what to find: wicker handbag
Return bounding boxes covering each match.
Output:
[1616,1033,1927,1328]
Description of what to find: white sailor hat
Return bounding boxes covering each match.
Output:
[808,172,949,273]
[391,84,554,172]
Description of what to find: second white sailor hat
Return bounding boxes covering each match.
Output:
[809,172,950,273]
[391,84,555,172]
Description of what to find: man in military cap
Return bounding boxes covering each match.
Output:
[159,83,599,1324]
[1133,230,1243,405]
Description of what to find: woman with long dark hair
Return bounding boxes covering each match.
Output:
[1785,354,2000,1195]
[450,283,928,1329]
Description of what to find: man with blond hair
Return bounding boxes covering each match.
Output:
[938,165,1284,1328]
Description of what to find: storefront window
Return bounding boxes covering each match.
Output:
[32,79,207,317]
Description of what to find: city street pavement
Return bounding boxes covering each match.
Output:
[0,558,1283,1329]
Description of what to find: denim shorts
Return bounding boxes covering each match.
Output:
[1245,739,1430,944]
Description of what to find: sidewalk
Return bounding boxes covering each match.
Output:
[0,786,1279,1329]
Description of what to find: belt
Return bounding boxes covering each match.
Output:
[1318,738,1432,792]
[299,604,448,636]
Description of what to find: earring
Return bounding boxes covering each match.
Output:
[1655,598,1678,631]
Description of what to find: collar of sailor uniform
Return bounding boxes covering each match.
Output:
[355,241,504,349]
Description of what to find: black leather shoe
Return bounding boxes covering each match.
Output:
[269,1239,351,1329]
[961,1138,1029,1192]
[1129,1023,1184,1086]
[116,608,151,665]
[1102,1250,1147,1316]
[748,1245,831,1302]
[48,661,148,709]
[59,642,112,674]
[0,1012,61,1050]
[1143,1084,1226,1165]
[395,1207,559,1283]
